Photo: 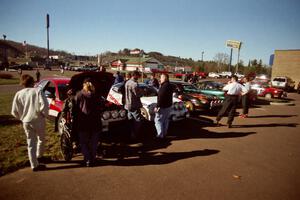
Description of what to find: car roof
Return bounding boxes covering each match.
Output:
[170,80,192,85]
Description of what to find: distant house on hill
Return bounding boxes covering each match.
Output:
[110,56,164,72]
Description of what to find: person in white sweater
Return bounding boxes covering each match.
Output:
[11,74,49,171]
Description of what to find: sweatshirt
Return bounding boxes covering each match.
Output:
[11,87,49,123]
[157,81,173,108]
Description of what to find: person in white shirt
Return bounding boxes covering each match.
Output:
[216,75,248,128]
[11,74,49,171]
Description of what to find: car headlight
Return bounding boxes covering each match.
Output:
[201,99,208,104]
[102,111,111,120]
[191,98,201,106]
[119,109,126,118]
[111,110,119,119]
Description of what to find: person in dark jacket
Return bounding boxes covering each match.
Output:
[148,73,159,89]
[154,73,173,139]
[114,71,124,85]
[74,78,101,167]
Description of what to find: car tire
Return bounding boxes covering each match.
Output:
[60,131,73,162]
[140,107,149,121]
[265,93,272,99]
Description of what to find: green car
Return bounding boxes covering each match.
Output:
[195,81,226,100]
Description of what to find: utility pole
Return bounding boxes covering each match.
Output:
[3,34,8,70]
[229,48,233,72]
[46,14,50,61]
[236,42,242,73]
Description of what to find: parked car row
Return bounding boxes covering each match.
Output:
[69,66,98,72]
[8,63,33,71]
[208,71,244,79]
[37,71,295,144]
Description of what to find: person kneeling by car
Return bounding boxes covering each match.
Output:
[61,88,80,152]
[154,73,174,141]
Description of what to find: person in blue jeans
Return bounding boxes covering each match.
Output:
[124,71,145,140]
[154,73,174,140]
[74,78,102,167]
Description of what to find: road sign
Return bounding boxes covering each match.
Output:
[226,40,242,49]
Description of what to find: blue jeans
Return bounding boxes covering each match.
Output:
[127,109,144,139]
[78,130,99,163]
[154,107,172,138]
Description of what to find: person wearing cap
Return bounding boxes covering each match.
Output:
[74,78,102,167]
[11,74,49,171]
[216,75,248,128]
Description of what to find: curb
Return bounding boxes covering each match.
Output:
[270,101,295,106]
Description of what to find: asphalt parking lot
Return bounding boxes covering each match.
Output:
[0,83,300,200]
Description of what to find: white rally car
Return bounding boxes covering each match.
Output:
[107,83,189,121]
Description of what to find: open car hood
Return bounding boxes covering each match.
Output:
[69,72,114,98]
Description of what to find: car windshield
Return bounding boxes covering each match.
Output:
[198,82,224,90]
[58,84,69,101]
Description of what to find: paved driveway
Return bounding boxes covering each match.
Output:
[0,91,299,200]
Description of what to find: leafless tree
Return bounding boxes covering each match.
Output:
[213,53,229,72]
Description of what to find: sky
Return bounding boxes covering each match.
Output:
[0,0,300,65]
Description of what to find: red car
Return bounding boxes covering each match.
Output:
[251,82,287,99]
[35,72,127,134]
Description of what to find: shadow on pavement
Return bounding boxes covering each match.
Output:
[0,115,21,125]
[43,117,256,171]
[234,123,298,128]
[169,118,256,140]
[45,149,219,170]
[247,115,298,118]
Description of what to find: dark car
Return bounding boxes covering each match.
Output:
[9,63,33,71]
[170,81,223,112]
[35,72,127,135]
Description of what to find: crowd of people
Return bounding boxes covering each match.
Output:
[11,71,251,171]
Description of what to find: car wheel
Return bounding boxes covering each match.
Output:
[185,101,194,112]
[265,93,272,99]
[140,107,149,120]
[60,132,73,162]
